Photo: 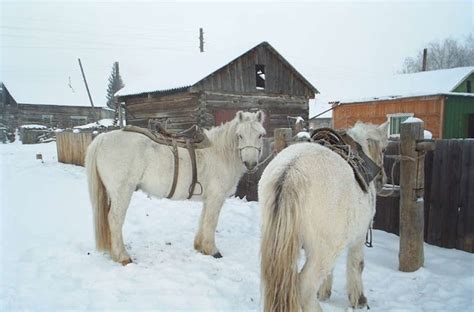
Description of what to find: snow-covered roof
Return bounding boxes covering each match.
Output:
[333,67,474,104]
[116,41,318,98]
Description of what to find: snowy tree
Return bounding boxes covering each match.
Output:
[106,62,124,110]
[401,34,474,73]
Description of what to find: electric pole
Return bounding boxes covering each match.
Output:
[199,28,204,53]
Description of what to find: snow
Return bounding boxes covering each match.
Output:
[74,118,115,129]
[1,141,473,311]
[402,117,423,124]
[296,131,310,139]
[318,66,474,104]
[19,124,48,129]
[424,130,433,139]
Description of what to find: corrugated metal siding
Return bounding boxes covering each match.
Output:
[443,95,474,138]
[453,73,474,93]
[333,96,443,138]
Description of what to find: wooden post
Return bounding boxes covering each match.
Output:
[274,128,292,153]
[399,119,425,272]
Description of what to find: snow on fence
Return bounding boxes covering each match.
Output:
[375,139,474,253]
[56,131,96,166]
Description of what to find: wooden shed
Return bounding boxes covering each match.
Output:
[117,42,318,135]
[332,67,474,139]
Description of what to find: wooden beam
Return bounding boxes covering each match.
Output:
[399,120,425,272]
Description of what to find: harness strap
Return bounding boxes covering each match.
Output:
[167,140,179,199]
[186,139,198,199]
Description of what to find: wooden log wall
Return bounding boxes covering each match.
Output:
[56,131,95,166]
[200,91,308,135]
[374,139,474,253]
[17,104,114,129]
[125,92,200,132]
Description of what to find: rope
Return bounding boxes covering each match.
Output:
[378,152,427,197]
[246,151,276,174]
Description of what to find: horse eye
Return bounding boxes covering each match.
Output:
[238,134,243,139]
[258,134,263,139]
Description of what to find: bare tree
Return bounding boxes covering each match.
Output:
[401,34,474,73]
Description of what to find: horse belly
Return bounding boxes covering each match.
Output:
[139,146,196,200]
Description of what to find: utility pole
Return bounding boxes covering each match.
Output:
[199,28,204,53]
[422,48,427,71]
[78,58,95,108]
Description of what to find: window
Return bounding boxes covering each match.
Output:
[387,113,414,137]
[41,114,53,125]
[467,80,472,93]
[70,116,88,127]
[255,64,265,90]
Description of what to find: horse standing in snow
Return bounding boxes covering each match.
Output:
[259,122,388,312]
[85,111,266,265]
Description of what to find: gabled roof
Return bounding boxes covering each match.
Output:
[332,66,474,104]
[116,41,318,98]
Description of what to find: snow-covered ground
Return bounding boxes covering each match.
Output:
[1,141,473,311]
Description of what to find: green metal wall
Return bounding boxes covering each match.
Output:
[453,73,474,93]
[443,95,474,138]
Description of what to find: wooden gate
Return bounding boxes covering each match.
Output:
[374,139,474,252]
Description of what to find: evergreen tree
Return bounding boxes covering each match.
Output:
[106,62,124,110]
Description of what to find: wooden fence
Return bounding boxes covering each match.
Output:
[56,131,95,166]
[374,139,474,253]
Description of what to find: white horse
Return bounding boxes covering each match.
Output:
[85,111,266,265]
[259,121,388,312]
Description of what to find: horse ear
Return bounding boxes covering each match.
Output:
[378,121,389,136]
[236,111,244,122]
[256,110,265,124]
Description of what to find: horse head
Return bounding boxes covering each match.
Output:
[234,110,266,172]
[348,121,389,193]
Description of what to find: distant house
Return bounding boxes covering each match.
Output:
[331,67,474,139]
[0,82,114,129]
[0,83,19,129]
[117,42,318,136]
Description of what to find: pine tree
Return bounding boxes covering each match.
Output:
[106,62,124,110]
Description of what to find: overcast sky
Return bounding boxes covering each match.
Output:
[1,0,473,114]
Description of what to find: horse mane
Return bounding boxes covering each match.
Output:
[204,118,239,160]
[347,122,387,147]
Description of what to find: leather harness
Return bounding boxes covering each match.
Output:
[123,124,211,199]
[310,128,382,193]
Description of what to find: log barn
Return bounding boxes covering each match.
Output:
[331,67,474,139]
[116,42,318,135]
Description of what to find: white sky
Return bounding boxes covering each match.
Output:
[1,0,473,114]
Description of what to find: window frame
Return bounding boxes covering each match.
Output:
[386,112,414,137]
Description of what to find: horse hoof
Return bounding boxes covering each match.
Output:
[212,252,223,258]
[120,258,133,266]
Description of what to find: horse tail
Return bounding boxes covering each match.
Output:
[260,165,305,312]
[85,134,111,252]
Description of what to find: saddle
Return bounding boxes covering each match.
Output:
[310,128,381,193]
[123,123,211,200]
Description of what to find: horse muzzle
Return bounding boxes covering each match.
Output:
[244,161,257,171]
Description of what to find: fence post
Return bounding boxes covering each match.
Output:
[274,128,292,153]
[399,119,425,272]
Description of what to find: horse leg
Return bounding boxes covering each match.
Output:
[108,188,134,265]
[347,240,368,309]
[299,249,334,312]
[317,270,333,301]
[194,195,225,258]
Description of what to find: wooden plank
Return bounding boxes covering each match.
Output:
[444,140,462,248]
[460,140,474,252]
[423,149,434,241]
